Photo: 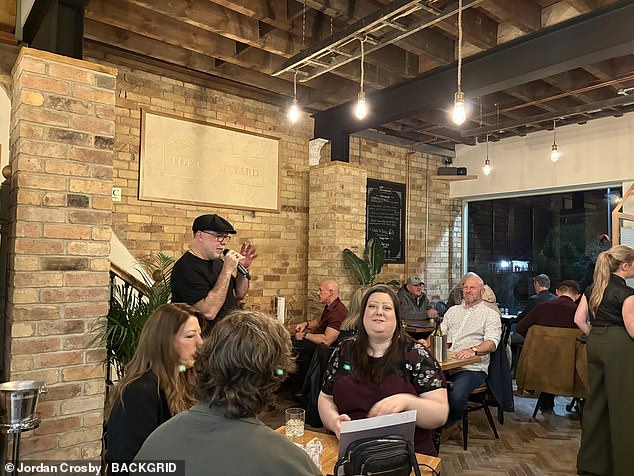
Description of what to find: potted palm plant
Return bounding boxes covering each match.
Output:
[98,252,174,381]
[343,237,399,286]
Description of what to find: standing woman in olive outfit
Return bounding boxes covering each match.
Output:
[574,245,634,476]
[105,303,203,469]
[318,285,448,456]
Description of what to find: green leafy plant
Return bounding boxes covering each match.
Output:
[343,237,398,286]
[97,252,174,380]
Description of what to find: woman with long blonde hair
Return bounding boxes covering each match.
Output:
[574,244,634,476]
[338,286,370,341]
[105,303,203,468]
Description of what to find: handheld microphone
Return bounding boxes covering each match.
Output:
[222,249,251,280]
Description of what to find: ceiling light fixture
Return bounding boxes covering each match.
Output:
[483,134,492,175]
[355,37,367,120]
[287,70,301,123]
[550,119,560,162]
[452,0,466,125]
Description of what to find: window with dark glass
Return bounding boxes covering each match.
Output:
[467,187,622,314]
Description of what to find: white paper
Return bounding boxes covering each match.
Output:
[338,410,417,458]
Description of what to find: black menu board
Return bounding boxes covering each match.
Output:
[366,178,405,263]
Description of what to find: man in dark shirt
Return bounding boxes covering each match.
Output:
[171,214,257,334]
[396,275,438,321]
[517,280,580,337]
[516,279,580,410]
[517,274,557,320]
[292,280,348,390]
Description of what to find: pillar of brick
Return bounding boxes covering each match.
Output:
[4,48,116,459]
[307,161,367,316]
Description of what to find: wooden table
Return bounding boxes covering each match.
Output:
[276,427,441,476]
[439,350,481,371]
[403,320,435,335]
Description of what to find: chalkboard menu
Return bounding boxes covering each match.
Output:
[366,178,406,263]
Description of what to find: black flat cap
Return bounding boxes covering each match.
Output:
[192,214,236,234]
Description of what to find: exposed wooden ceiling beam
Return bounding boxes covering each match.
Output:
[83,19,363,109]
[481,0,541,33]
[209,0,292,30]
[314,0,634,159]
[463,93,634,136]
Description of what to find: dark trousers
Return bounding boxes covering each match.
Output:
[577,326,634,476]
[446,370,487,427]
[291,338,318,388]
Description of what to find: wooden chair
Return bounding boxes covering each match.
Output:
[462,383,499,450]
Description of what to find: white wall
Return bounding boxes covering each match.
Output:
[0,86,9,172]
[451,114,634,199]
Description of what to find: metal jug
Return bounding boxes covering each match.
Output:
[431,334,448,362]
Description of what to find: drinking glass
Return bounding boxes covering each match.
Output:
[285,408,305,439]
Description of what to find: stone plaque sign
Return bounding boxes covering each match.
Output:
[140,110,280,212]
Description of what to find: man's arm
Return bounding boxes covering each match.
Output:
[300,326,340,346]
[193,252,242,320]
[517,296,537,320]
[516,308,538,337]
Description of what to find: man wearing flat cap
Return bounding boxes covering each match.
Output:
[397,275,438,321]
[171,214,257,334]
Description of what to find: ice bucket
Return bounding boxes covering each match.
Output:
[0,380,47,432]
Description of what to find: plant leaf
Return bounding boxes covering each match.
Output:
[364,237,385,283]
[343,248,371,285]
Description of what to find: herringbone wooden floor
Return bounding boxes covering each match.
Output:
[438,395,581,475]
[261,390,582,475]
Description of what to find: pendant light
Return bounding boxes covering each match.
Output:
[287,70,301,123]
[483,134,492,175]
[550,119,560,162]
[355,37,367,119]
[452,0,466,125]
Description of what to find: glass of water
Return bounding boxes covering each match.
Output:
[285,408,305,440]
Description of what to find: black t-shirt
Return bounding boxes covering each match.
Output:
[171,251,237,333]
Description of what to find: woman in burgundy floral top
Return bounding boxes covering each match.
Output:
[318,285,448,456]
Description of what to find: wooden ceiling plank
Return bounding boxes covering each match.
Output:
[463,93,634,136]
[84,18,363,109]
[565,0,598,13]
[209,0,292,30]
[435,8,498,50]
[125,0,299,58]
[481,0,541,33]
[86,0,240,64]
[300,0,454,64]
[83,20,308,100]
[542,69,613,103]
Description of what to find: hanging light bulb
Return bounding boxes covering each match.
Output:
[288,98,300,123]
[355,91,367,119]
[355,37,368,120]
[452,0,466,125]
[550,119,560,162]
[453,91,466,125]
[287,70,301,123]
[482,134,492,175]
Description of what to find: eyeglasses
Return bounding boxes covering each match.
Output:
[200,230,231,242]
[411,283,424,287]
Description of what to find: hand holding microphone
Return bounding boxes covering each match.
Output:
[222,249,251,280]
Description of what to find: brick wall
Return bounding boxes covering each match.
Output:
[85,50,315,321]
[344,137,463,301]
[308,162,367,315]
[5,48,115,458]
[87,49,462,317]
